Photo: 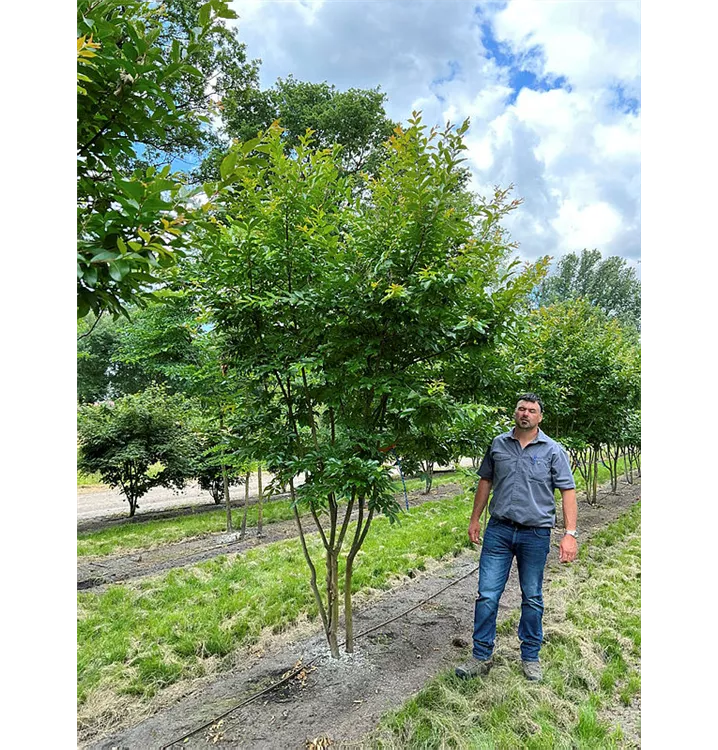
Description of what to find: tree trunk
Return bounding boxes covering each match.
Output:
[223,466,232,532]
[290,479,329,637]
[343,502,374,654]
[591,446,599,504]
[240,472,250,540]
[344,556,355,653]
[128,497,137,517]
[572,447,593,504]
[421,461,433,494]
[602,445,619,493]
[256,465,264,537]
[626,446,640,480]
[623,452,633,484]
[326,549,340,658]
[612,450,619,492]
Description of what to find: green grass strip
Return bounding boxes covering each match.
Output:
[372,501,641,749]
[77,491,475,707]
[76,474,457,557]
[77,463,624,558]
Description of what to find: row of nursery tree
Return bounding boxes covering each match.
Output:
[77,0,640,657]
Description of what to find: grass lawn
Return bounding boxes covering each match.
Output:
[77,463,623,559]
[372,501,641,749]
[77,491,476,710]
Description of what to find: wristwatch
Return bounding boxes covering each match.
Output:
[563,529,578,538]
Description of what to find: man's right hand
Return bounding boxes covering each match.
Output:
[468,518,481,544]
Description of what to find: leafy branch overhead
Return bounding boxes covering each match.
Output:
[76,0,252,319]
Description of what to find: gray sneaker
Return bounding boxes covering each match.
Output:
[455,657,492,679]
[522,660,542,681]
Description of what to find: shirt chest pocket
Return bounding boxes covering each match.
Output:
[528,457,551,482]
[492,451,514,466]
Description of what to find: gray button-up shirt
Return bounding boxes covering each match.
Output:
[478,427,575,528]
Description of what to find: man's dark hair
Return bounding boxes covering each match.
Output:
[516,393,544,413]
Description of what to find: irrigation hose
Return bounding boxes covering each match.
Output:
[160,561,480,748]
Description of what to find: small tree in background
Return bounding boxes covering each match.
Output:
[393,380,461,494]
[77,385,198,516]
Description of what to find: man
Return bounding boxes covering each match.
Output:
[455,394,578,682]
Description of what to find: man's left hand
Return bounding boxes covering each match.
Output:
[559,534,578,563]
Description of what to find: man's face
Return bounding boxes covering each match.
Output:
[514,400,543,430]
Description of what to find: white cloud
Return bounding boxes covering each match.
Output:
[230,0,640,265]
[492,0,640,91]
[553,200,623,251]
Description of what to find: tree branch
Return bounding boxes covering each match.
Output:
[77,309,104,340]
[290,479,329,633]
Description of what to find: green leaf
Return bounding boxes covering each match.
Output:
[220,151,238,180]
[84,266,98,286]
[108,264,123,282]
[117,196,141,212]
[215,6,238,19]
[163,62,184,79]
[198,3,212,26]
[183,65,204,79]
[77,295,90,319]
[116,259,131,276]
[91,251,119,263]
[240,136,262,155]
[118,179,146,201]
[159,89,176,111]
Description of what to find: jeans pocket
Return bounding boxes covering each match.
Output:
[532,527,551,537]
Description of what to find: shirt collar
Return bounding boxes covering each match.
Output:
[509,426,548,444]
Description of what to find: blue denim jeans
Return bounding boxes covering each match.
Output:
[473,516,551,662]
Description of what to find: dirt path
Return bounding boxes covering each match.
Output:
[77,463,475,529]
[86,478,640,749]
[76,473,282,526]
[77,484,464,590]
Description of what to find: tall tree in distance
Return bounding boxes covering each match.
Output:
[534,248,641,330]
[205,75,397,180]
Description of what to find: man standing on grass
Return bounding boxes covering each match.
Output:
[456,393,578,682]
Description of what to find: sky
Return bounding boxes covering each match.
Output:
[228,0,641,273]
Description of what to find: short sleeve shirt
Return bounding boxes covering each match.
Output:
[478,428,575,527]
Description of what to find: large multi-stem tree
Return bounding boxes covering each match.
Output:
[197,115,542,656]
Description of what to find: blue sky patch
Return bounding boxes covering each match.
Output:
[475,11,570,105]
[611,84,640,114]
[430,60,462,102]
